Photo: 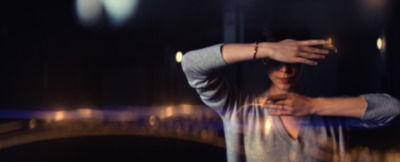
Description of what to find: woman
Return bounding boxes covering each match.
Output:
[181,39,400,162]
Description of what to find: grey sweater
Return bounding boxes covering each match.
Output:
[181,44,400,162]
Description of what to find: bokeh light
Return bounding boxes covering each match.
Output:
[166,106,173,117]
[182,104,192,114]
[264,117,272,135]
[377,37,382,50]
[149,115,156,126]
[175,51,183,63]
[29,120,37,129]
[75,0,103,26]
[54,111,65,121]
[102,0,140,27]
[78,108,93,119]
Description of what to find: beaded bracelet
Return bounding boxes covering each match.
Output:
[253,42,258,61]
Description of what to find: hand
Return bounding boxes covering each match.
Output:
[262,92,316,116]
[259,39,329,65]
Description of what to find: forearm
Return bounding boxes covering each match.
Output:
[312,96,367,118]
[222,39,328,65]
[221,43,272,64]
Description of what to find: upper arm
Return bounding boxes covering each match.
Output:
[347,93,400,128]
[181,44,246,117]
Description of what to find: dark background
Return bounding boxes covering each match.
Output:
[0,0,225,108]
[1,0,400,160]
[1,0,399,108]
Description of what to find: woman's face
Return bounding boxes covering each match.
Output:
[266,59,302,91]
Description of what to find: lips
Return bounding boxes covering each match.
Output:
[276,77,291,83]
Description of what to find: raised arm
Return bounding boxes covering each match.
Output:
[222,39,328,65]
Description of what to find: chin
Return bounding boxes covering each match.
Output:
[277,84,292,91]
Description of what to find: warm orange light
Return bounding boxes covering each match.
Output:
[78,108,92,118]
[29,119,37,129]
[55,111,65,121]
[264,117,272,135]
[149,115,156,126]
[175,51,183,63]
[166,106,173,117]
[323,37,338,53]
[182,104,192,114]
[377,37,383,50]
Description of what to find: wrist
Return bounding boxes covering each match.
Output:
[258,42,274,59]
[310,97,322,115]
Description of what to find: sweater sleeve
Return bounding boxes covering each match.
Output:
[181,44,247,117]
[356,93,400,127]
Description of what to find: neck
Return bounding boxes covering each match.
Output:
[267,83,304,95]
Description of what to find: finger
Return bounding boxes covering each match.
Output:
[268,109,292,116]
[262,104,283,110]
[300,46,329,54]
[273,100,286,105]
[297,40,326,46]
[298,52,325,59]
[264,99,285,105]
[268,111,281,116]
[264,104,294,111]
[266,94,288,101]
[294,57,318,66]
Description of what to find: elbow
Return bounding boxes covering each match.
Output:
[388,94,400,116]
[361,93,400,124]
[181,51,195,75]
[379,93,400,116]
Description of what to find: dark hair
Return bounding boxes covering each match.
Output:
[263,16,311,42]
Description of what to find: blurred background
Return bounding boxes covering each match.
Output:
[1,0,399,108]
[0,0,400,161]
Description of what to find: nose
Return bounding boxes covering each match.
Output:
[279,64,293,74]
